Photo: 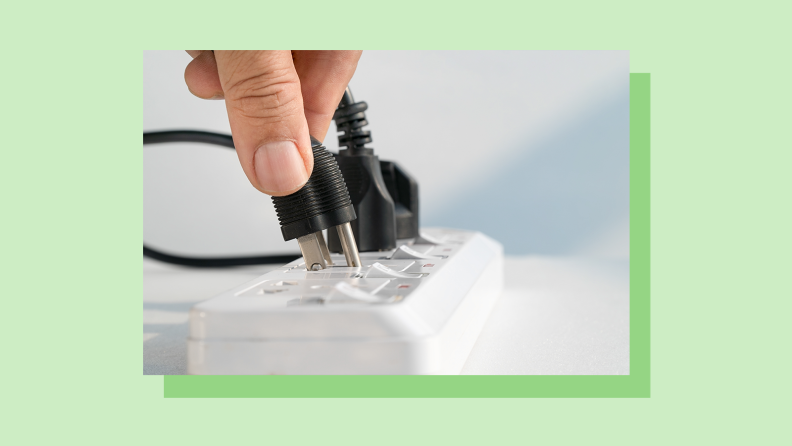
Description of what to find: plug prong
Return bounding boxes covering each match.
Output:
[316,230,334,266]
[336,222,361,267]
[297,232,328,271]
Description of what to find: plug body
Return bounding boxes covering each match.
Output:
[380,160,419,240]
[271,137,360,269]
[327,87,420,252]
[328,152,397,252]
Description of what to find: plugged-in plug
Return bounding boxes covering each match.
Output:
[327,87,420,253]
[380,160,419,241]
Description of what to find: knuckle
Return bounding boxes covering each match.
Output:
[225,67,301,121]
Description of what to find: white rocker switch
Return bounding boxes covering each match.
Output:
[365,262,424,279]
[390,245,446,260]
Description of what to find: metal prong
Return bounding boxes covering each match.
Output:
[297,232,328,271]
[316,230,334,266]
[336,222,361,267]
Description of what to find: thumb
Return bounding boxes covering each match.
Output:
[214,50,312,196]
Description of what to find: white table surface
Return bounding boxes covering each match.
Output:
[144,255,629,375]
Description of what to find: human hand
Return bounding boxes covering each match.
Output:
[184,50,362,196]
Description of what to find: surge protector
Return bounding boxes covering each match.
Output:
[187,228,503,375]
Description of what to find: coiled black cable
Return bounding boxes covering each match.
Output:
[145,86,371,267]
[143,130,300,267]
[143,130,235,148]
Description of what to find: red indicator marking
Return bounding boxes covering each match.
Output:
[398,284,410,289]
[423,264,434,267]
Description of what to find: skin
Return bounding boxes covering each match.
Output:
[184,50,362,196]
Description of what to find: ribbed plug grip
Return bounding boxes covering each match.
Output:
[334,101,372,152]
[271,139,356,241]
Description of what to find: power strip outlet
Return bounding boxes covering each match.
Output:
[187,228,503,375]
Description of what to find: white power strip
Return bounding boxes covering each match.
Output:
[187,228,503,375]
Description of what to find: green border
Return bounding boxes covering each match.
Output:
[163,73,650,398]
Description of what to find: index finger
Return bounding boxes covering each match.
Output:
[292,51,363,142]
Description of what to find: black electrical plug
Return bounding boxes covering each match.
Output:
[271,137,361,270]
[380,160,419,240]
[327,87,420,253]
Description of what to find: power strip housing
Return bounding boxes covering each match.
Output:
[187,228,503,374]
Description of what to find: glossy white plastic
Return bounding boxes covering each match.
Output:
[187,228,503,375]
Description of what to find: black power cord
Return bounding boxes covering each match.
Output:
[144,88,419,267]
[143,130,300,267]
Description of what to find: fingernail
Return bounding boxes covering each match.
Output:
[254,141,309,194]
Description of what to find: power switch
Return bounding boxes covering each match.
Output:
[390,245,445,260]
[365,262,424,279]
